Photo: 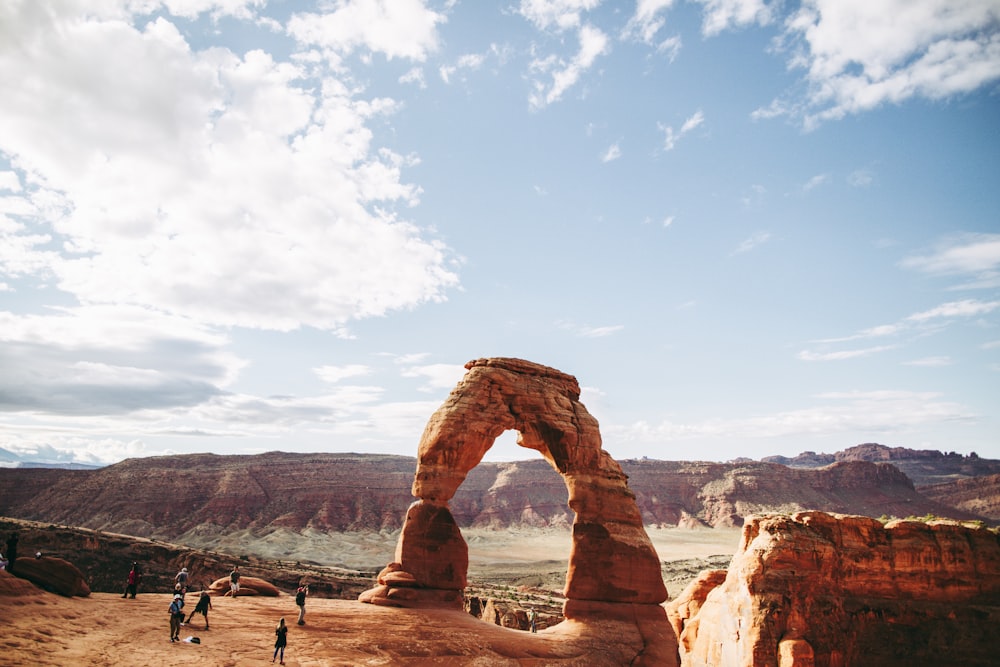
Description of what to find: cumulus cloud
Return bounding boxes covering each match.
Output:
[0,3,459,333]
[622,0,682,58]
[440,52,486,83]
[760,0,1000,128]
[517,0,601,32]
[696,0,776,36]
[286,0,445,62]
[601,142,622,162]
[528,23,609,109]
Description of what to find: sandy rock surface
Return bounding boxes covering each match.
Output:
[7,587,637,666]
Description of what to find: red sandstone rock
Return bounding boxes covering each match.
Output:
[10,555,90,597]
[359,357,675,665]
[207,575,279,597]
[668,511,1000,666]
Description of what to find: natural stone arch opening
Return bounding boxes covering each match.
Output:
[360,358,669,616]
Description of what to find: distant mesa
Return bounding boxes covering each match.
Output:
[359,357,676,666]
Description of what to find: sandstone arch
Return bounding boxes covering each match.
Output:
[360,358,675,663]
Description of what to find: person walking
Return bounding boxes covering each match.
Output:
[229,565,241,597]
[272,617,288,664]
[168,594,184,642]
[122,562,141,598]
[295,584,308,625]
[186,587,213,629]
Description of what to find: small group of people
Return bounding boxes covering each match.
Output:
[157,560,307,662]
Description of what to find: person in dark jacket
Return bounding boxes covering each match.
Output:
[272,617,288,664]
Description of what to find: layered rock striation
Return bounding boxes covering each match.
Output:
[667,511,1000,666]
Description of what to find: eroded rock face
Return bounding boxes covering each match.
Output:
[668,511,1000,667]
[359,357,675,666]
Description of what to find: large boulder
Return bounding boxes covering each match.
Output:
[207,575,279,597]
[11,556,90,597]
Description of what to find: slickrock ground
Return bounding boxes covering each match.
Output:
[6,587,647,666]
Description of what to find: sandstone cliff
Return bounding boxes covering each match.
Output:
[0,452,989,549]
[667,512,1000,667]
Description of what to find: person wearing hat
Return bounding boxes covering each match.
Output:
[169,593,184,642]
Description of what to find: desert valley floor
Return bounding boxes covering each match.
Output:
[5,527,742,665]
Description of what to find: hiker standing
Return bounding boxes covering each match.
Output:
[186,587,213,629]
[174,567,189,595]
[272,617,288,664]
[168,594,184,642]
[229,565,241,597]
[122,562,141,598]
[295,584,308,625]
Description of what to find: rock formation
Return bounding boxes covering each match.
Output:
[10,555,91,597]
[1,448,992,542]
[359,357,675,666]
[208,575,280,597]
[667,511,1000,666]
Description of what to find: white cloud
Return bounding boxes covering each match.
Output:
[578,324,625,338]
[439,52,486,83]
[905,298,1000,322]
[623,0,680,51]
[314,364,372,383]
[528,23,610,109]
[802,173,830,191]
[610,389,975,443]
[399,363,467,391]
[517,0,601,32]
[764,0,1000,127]
[797,345,897,361]
[848,167,875,187]
[696,0,775,36]
[0,4,459,333]
[0,171,21,191]
[732,230,771,255]
[903,356,952,367]
[399,66,427,87]
[0,305,242,415]
[286,0,445,62]
[801,298,1000,360]
[601,142,622,162]
[899,233,1000,288]
[660,110,704,150]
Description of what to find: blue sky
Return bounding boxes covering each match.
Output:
[1,0,998,467]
